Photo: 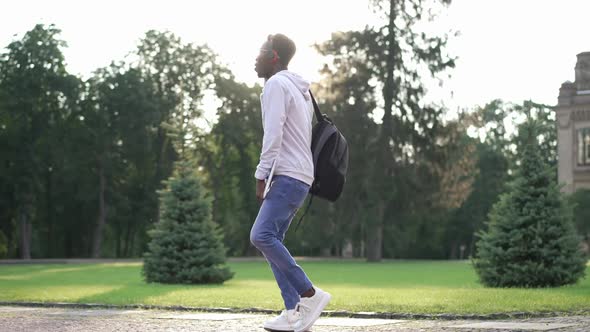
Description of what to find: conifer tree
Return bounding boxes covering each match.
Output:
[473,117,586,287]
[142,160,233,284]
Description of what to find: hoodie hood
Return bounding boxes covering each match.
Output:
[275,70,311,100]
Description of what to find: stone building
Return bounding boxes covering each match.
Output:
[556,52,590,193]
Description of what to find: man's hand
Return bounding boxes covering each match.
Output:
[256,179,266,203]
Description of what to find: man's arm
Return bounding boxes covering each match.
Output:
[256,179,266,203]
[255,79,287,182]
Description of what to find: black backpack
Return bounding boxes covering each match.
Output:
[309,91,349,201]
[294,91,349,231]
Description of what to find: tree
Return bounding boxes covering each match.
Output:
[312,0,462,260]
[511,101,557,170]
[80,64,162,258]
[364,0,456,261]
[446,100,557,259]
[142,160,233,284]
[570,189,590,254]
[473,117,586,287]
[0,24,79,258]
[445,140,508,258]
[84,31,221,258]
[468,99,557,174]
[135,31,218,228]
[288,35,379,257]
[196,75,263,256]
[0,230,7,258]
[442,107,512,259]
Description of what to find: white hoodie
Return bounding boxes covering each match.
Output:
[254,70,314,186]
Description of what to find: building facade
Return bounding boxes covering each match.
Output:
[556,52,590,193]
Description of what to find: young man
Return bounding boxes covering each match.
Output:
[250,34,331,332]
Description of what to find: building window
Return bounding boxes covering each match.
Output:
[579,128,590,165]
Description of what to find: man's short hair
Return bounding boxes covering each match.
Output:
[269,34,296,66]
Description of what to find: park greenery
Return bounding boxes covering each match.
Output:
[0,261,588,314]
[0,0,587,288]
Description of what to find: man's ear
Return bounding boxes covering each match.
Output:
[271,50,279,65]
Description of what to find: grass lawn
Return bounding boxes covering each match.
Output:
[0,260,588,314]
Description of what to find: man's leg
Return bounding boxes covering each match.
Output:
[266,204,304,310]
[268,259,300,310]
[250,175,312,297]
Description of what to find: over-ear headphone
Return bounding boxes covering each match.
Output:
[270,50,279,64]
[267,35,280,65]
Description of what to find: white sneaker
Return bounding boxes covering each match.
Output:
[263,309,298,332]
[293,287,331,332]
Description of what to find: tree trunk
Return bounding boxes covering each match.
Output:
[449,240,458,259]
[152,131,169,226]
[366,0,396,263]
[46,169,54,257]
[123,220,133,257]
[129,229,137,257]
[115,226,121,258]
[18,202,32,259]
[366,202,384,262]
[91,159,107,258]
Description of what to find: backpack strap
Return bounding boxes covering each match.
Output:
[294,195,314,233]
[293,90,321,232]
[309,90,324,122]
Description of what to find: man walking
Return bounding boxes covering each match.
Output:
[250,34,331,332]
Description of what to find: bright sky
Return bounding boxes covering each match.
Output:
[1,0,589,112]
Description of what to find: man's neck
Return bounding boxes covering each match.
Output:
[265,66,288,82]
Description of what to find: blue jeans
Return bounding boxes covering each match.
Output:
[250,175,313,310]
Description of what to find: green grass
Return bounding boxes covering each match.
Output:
[0,260,588,314]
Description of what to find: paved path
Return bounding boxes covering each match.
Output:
[0,306,589,332]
